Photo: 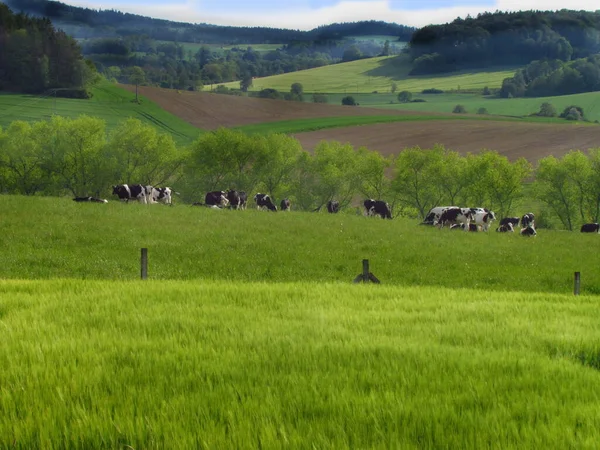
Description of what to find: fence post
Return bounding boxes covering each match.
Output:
[362,259,369,284]
[574,271,580,295]
[141,248,148,280]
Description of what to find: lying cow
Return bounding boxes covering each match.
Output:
[580,223,600,233]
[499,217,520,228]
[254,193,277,211]
[521,212,535,228]
[280,198,291,211]
[438,207,474,230]
[112,184,149,203]
[227,190,247,210]
[73,196,108,203]
[326,200,340,214]
[496,223,514,232]
[520,225,537,237]
[205,190,229,208]
[150,187,173,205]
[364,199,392,219]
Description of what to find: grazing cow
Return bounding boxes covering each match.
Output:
[499,217,520,228]
[150,187,173,205]
[205,190,229,208]
[521,212,535,228]
[520,226,537,237]
[496,223,514,232]
[254,193,277,211]
[473,209,496,231]
[438,207,474,230]
[364,199,392,219]
[450,223,479,232]
[112,184,148,203]
[280,198,291,211]
[73,196,108,203]
[226,190,247,210]
[423,206,458,225]
[326,200,340,214]
[580,223,600,233]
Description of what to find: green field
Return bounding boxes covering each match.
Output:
[222,54,518,94]
[0,81,201,144]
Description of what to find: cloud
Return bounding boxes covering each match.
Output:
[64,0,600,30]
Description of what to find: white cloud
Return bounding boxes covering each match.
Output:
[64,0,600,29]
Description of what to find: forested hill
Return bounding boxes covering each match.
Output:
[4,0,415,43]
[409,10,600,74]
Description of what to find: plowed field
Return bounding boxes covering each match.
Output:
[123,85,600,163]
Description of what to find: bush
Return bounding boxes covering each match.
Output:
[452,104,467,114]
[560,105,584,120]
[477,107,489,115]
[410,99,426,103]
[342,96,358,106]
[421,88,444,94]
[538,102,557,117]
[312,93,328,104]
[258,88,281,99]
[482,86,491,95]
[397,91,412,103]
[54,88,92,99]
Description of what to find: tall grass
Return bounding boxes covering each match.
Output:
[1,195,599,295]
[1,279,600,448]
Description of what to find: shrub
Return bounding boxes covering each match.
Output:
[410,99,426,103]
[397,91,412,103]
[421,88,444,94]
[452,104,467,114]
[342,96,358,106]
[482,86,491,95]
[477,107,489,115]
[312,93,328,104]
[560,105,584,120]
[538,102,557,117]
[258,88,281,99]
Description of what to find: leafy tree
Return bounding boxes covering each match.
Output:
[560,105,584,120]
[482,86,491,95]
[391,82,398,94]
[477,107,489,115]
[436,147,470,205]
[483,152,532,218]
[538,102,557,117]
[355,147,393,200]
[397,91,412,103]
[452,104,467,114]
[342,45,363,62]
[341,96,358,106]
[128,66,145,103]
[240,74,253,92]
[291,83,304,97]
[381,40,391,56]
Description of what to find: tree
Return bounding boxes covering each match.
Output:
[452,104,467,114]
[355,147,393,200]
[483,152,532,218]
[128,66,145,103]
[397,91,412,103]
[342,45,362,62]
[240,74,253,92]
[381,40,391,56]
[341,96,358,106]
[477,107,488,115]
[538,102,557,117]
[391,82,398,94]
[290,83,303,97]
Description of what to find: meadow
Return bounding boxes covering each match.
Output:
[0,81,201,145]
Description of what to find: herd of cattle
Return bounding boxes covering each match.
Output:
[71,183,600,234]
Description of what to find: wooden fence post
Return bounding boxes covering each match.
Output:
[574,271,580,295]
[362,259,369,283]
[141,248,148,280]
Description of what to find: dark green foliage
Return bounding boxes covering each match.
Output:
[341,96,358,106]
[476,107,488,115]
[538,102,557,117]
[240,74,253,92]
[397,90,412,103]
[560,105,584,120]
[410,99,426,103]
[482,86,491,95]
[452,105,467,114]
[421,88,444,94]
[312,93,328,103]
[258,88,282,99]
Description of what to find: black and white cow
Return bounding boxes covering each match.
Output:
[73,196,108,203]
[226,190,247,210]
[205,190,230,208]
[150,187,173,205]
[521,212,535,228]
[280,198,291,211]
[423,206,458,225]
[450,223,479,232]
[254,193,277,211]
[438,207,474,230]
[580,223,600,233]
[520,226,537,237]
[496,223,514,232]
[499,217,520,228]
[364,199,392,219]
[112,184,148,203]
[326,200,340,214]
[472,208,496,232]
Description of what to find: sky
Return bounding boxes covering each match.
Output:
[63,0,600,30]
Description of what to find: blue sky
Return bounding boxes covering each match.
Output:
[66,0,599,29]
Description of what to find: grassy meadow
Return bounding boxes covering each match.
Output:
[0,81,201,144]
[2,279,600,448]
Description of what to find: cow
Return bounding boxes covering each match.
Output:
[496,223,514,232]
[520,226,537,237]
[326,200,340,214]
[254,193,277,211]
[423,206,458,225]
[450,223,479,232]
[473,209,496,232]
[364,199,392,219]
[150,187,173,205]
[73,196,108,203]
[580,223,600,233]
[280,198,291,211]
[437,207,474,230]
[499,217,520,228]
[205,190,229,208]
[521,212,535,228]
[226,190,247,210]
[112,184,148,203]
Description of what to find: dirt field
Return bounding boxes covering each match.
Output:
[124,85,600,163]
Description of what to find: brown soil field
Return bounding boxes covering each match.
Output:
[123,85,600,164]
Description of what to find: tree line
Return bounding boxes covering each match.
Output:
[0,3,96,94]
[2,115,598,230]
[409,10,600,75]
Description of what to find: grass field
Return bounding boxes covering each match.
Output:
[221,54,518,94]
[1,195,599,295]
[2,279,600,448]
[0,81,201,144]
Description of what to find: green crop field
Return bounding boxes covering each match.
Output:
[221,54,518,94]
[0,81,201,144]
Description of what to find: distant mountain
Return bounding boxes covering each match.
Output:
[3,0,416,43]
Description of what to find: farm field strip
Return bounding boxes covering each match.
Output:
[1,279,600,448]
